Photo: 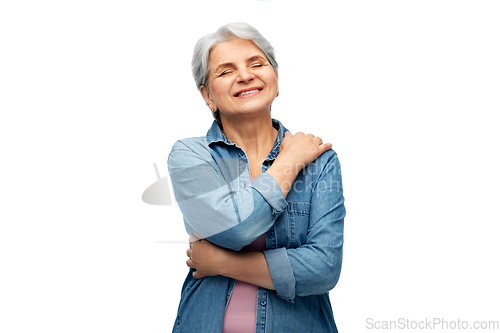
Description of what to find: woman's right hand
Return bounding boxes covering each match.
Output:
[266,131,332,198]
[278,131,332,172]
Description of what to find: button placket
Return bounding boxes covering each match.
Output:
[237,149,250,190]
[256,289,268,333]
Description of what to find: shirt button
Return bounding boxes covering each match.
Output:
[240,182,247,189]
[260,300,267,306]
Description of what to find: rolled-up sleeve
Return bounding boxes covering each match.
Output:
[264,152,345,302]
[168,140,287,251]
[263,247,296,302]
[250,173,289,219]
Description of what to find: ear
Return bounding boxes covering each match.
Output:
[275,69,279,96]
[200,85,216,112]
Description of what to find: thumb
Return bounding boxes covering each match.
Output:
[192,269,199,279]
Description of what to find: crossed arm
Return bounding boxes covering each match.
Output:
[170,131,344,300]
[185,151,345,300]
[187,237,275,290]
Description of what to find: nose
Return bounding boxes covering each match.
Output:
[237,67,254,83]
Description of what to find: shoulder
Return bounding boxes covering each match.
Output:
[169,136,207,153]
[168,136,213,167]
[314,148,340,169]
[169,136,214,159]
[303,148,342,181]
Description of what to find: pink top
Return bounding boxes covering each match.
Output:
[222,176,266,333]
[222,234,266,333]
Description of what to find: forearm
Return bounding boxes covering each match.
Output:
[169,145,288,250]
[265,157,299,199]
[175,177,281,246]
[188,238,274,290]
[220,251,275,290]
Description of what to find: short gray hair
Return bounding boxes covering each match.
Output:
[191,22,278,124]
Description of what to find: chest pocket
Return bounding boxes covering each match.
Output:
[286,202,311,248]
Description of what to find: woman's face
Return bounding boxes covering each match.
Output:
[201,38,279,122]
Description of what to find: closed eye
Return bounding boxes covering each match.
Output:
[219,70,233,76]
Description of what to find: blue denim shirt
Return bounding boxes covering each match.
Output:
[168,119,345,333]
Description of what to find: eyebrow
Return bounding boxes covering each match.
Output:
[247,55,267,63]
[214,55,267,73]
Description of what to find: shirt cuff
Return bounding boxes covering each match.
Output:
[250,173,287,219]
[263,247,296,302]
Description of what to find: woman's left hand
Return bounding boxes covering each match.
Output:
[186,237,232,279]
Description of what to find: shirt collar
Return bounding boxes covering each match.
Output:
[206,118,288,161]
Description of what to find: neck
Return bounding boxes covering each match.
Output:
[220,113,277,160]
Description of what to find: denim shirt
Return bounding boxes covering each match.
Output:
[168,119,345,333]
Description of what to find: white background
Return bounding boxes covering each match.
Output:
[1,0,499,332]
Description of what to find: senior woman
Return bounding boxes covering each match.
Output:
[167,22,345,333]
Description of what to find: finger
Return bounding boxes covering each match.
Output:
[284,131,291,137]
[294,131,305,137]
[320,142,333,152]
[305,133,315,140]
[313,136,323,145]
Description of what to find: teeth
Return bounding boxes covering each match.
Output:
[237,89,260,97]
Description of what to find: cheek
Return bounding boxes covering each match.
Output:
[267,78,279,92]
[264,72,279,89]
[210,82,230,102]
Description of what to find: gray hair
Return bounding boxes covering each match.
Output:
[191,22,278,125]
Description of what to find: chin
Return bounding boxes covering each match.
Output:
[239,105,271,116]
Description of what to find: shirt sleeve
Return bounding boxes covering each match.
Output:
[263,152,345,302]
[168,140,288,251]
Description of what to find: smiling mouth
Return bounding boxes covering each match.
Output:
[234,88,262,97]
